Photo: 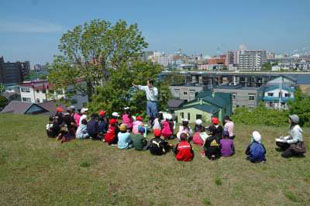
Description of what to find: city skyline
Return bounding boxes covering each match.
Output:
[1,0,310,64]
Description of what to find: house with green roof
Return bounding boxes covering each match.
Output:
[174,91,232,123]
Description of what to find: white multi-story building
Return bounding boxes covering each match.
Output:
[20,80,88,109]
[238,50,267,71]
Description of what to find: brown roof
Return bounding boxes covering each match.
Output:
[2,92,19,99]
[1,101,33,114]
[38,101,66,115]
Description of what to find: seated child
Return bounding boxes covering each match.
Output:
[245,131,266,163]
[149,129,171,155]
[132,116,144,134]
[46,116,60,138]
[174,133,194,161]
[203,126,221,160]
[153,112,164,130]
[87,113,100,140]
[177,119,193,140]
[76,119,89,139]
[122,107,134,131]
[193,119,205,146]
[210,117,223,140]
[117,124,133,149]
[220,131,235,157]
[98,110,108,135]
[161,114,173,139]
[131,126,148,151]
[104,119,119,145]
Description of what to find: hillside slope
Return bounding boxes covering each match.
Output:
[0,114,309,206]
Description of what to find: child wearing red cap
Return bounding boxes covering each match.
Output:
[208,117,223,141]
[174,133,194,161]
[104,118,119,145]
[132,116,144,134]
[55,107,64,125]
[98,110,108,136]
[149,129,171,155]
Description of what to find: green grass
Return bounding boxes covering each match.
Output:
[0,114,310,205]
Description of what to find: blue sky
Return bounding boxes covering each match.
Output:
[0,0,310,64]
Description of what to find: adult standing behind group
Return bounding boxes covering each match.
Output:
[133,79,158,125]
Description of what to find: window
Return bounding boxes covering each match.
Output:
[196,114,202,120]
[249,95,255,101]
[21,87,30,93]
[285,93,291,97]
[42,90,46,94]
[36,98,40,103]
[268,93,273,97]
[232,94,236,99]
[36,90,40,93]
[188,113,190,120]
[181,112,184,118]
[22,97,31,103]
[174,89,180,97]
[184,92,187,95]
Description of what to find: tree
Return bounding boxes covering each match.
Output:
[0,83,5,94]
[88,61,172,116]
[162,72,186,86]
[288,87,310,126]
[48,19,148,101]
[262,62,272,71]
[0,96,8,109]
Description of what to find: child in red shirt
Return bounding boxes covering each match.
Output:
[174,133,194,161]
[104,119,119,145]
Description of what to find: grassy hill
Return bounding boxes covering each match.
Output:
[0,114,309,206]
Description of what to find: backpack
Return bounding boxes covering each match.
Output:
[149,138,165,155]
[250,142,266,162]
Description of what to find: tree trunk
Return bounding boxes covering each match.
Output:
[86,81,93,102]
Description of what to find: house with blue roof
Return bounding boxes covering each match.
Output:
[174,91,232,123]
[263,85,295,109]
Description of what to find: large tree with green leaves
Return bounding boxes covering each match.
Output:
[89,61,171,117]
[288,87,310,126]
[0,96,8,109]
[49,19,148,101]
[0,83,5,94]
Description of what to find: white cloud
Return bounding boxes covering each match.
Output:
[0,19,65,33]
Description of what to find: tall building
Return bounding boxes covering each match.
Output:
[0,57,30,85]
[238,50,267,71]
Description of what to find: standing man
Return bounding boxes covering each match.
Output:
[133,79,158,126]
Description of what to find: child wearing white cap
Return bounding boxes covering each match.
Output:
[193,119,205,146]
[245,131,266,163]
[79,108,88,126]
[176,118,193,141]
